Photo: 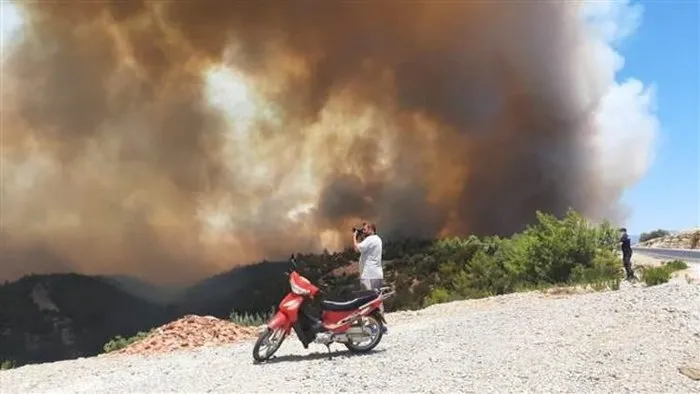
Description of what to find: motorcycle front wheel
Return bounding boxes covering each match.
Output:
[344,313,383,353]
[252,327,286,363]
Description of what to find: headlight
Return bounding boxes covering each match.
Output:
[290,277,310,295]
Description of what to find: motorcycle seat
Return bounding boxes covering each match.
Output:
[321,293,378,311]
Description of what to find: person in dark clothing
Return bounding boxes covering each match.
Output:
[619,228,635,280]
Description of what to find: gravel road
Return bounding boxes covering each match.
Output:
[2,279,699,393]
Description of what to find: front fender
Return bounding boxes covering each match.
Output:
[267,310,291,332]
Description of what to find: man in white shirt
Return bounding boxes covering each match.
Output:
[353,222,388,334]
[353,223,384,291]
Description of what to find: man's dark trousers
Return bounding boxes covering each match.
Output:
[623,249,634,279]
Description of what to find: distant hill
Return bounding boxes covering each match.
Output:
[175,260,290,318]
[637,228,700,249]
[97,275,187,305]
[0,273,175,365]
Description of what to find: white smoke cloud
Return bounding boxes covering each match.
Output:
[0,2,23,57]
[580,0,660,220]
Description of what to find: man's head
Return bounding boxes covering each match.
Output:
[363,223,377,235]
[619,227,627,234]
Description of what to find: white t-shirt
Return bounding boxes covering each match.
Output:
[357,234,383,280]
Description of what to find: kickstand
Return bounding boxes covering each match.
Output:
[325,344,332,360]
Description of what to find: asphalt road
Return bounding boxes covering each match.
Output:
[633,247,700,262]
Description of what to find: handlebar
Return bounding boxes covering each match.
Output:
[283,254,298,276]
[286,253,394,300]
[377,286,395,300]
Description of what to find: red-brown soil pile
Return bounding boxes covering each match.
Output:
[112,315,258,356]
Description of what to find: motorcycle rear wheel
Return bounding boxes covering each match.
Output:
[252,327,286,363]
[344,313,383,353]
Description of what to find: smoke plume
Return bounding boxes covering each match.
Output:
[0,0,657,284]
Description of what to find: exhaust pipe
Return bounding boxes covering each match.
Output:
[346,326,371,339]
[327,327,372,344]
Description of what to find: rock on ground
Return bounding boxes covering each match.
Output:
[1,280,699,394]
[679,364,700,381]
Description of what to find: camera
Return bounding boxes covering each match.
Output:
[352,224,366,235]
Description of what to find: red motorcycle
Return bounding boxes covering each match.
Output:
[252,255,394,362]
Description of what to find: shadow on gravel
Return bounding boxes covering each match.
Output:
[256,348,387,365]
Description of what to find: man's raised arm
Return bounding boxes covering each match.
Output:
[353,231,368,253]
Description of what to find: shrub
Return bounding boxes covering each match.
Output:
[595,221,620,252]
[570,248,622,288]
[637,260,688,287]
[502,210,617,286]
[230,307,274,327]
[664,259,689,272]
[640,266,671,286]
[103,330,152,353]
[424,209,622,304]
[624,260,688,286]
[424,287,453,306]
[0,360,16,370]
[639,229,670,243]
[452,248,515,297]
[690,232,700,249]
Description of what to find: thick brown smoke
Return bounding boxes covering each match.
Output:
[1,1,612,285]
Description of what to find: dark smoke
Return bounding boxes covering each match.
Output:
[1,1,618,284]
